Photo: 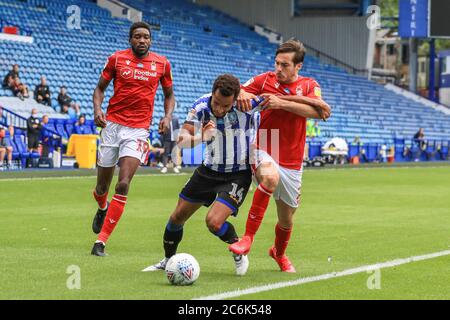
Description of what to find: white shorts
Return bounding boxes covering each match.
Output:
[97,121,150,167]
[252,149,303,208]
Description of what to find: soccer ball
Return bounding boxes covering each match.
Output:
[165,253,200,286]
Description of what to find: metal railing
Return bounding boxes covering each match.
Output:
[303,43,368,77]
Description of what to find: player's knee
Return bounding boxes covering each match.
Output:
[205,216,221,234]
[260,173,279,191]
[115,180,130,195]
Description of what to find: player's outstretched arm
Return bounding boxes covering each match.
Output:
[93,76,111,128]
[260,94,331,120]
[277,95,331,120]
[177,121,216,148]
[159,86,176,133]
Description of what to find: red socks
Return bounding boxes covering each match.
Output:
[274,223,292,257]
[93,190,108,210]
[244,183,273,241]
[98,194,127,244]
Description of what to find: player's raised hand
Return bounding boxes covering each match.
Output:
[260,94,284,110]
[202,120,216,142]
[94,107,107,128]
[237,90,257,112]
[159,116,171,134]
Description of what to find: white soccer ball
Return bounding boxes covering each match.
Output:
[165,253,200,286]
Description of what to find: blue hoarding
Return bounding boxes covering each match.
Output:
[399,0,429,38]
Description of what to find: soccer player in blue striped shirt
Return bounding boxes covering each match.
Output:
[143,74,261,275]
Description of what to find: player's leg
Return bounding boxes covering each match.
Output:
[143,166,214,271]
[142,197,203,272]
[93,156,141,253]
[229,160,279,255]
[205,200,249,276]
[205,201,238,245]
[91,123,119,234]
[268,199,297,273]
[208,169,252,275]
[164,198,202,256]
[269,166,302,273]
[92,165,115,234]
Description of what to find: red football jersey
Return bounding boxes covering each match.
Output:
[242,71,321,170]
[101,48,173,129]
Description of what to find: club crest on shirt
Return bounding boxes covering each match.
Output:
[314,87,322,98]
[137,63,144,68]
[296,84,304,96]
[227,110,238,126]
[151,62,157,71]
[126,60,131,65]
[274,82,280,89]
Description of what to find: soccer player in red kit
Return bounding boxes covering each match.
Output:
[229,40,331,271]
[91,22,175,256]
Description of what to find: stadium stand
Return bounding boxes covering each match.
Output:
[0,0,449,166]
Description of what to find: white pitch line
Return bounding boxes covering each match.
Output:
[193,249,450,300]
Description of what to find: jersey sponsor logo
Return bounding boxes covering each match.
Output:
[243,78,254,87]
[120,67,133,79]
[296,85,303,96]
[314,87,322,98]
[134,69,157,81]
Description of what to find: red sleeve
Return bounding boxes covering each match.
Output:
[101,53,116,81]
[160,59,173,88]
[241,73,267,95]
[306,80,322,99]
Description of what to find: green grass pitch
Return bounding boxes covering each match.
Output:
[1,165,449,299]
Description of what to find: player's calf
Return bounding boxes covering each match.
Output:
[207,221,239,245]
[163,219,184,258]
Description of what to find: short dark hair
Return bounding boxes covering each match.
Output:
[129,22,152,40]
[212,74,241,99]
[276,39,306,65]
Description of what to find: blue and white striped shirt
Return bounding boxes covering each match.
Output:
[185,94,261,173]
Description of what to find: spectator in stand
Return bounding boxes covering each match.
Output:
[27,108,41,152]
[2,64,19,89]
[58,86,80,119]
[3,64,29,100]
[0,127,13,169]
[34,76,52,106]
[74,114,91,134]
[11,77,30,100]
